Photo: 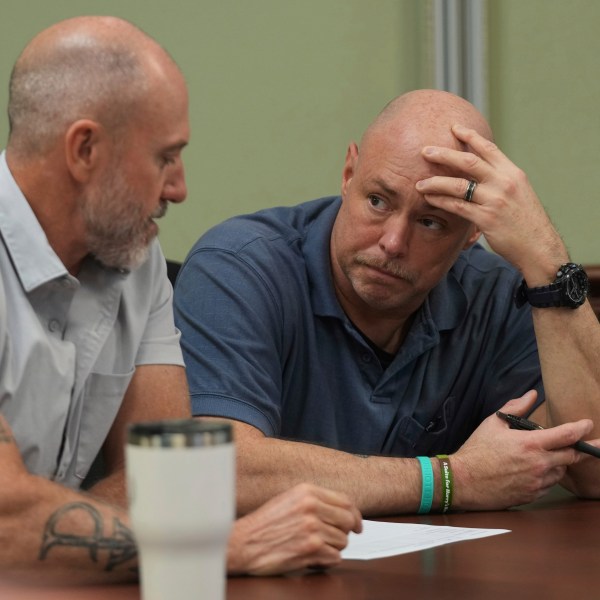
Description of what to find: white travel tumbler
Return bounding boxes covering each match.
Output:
[126,419,234,600]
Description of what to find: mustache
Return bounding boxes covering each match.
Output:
[354,254,417,283]
[152,200,169,220]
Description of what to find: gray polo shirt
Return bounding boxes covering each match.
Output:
[0,151,184,487]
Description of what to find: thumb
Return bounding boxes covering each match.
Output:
[499,389,538,416]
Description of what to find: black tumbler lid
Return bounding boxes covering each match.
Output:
[127,419,232,448]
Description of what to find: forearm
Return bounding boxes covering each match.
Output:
[233,411,576,515]
[505,227,600,495]
[534,303,600,423]
[232,422,432,517]
[0,415,136,583]
[512,238,599,426]
[87,468,128,508]
[236,433,525,515]
[0,473,137,584]
[531,302,600,497]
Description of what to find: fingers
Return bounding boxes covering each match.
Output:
[422,125,508,173]
[306,484,363,534]
[494,393,593,458]
[421,147,487,186]
[315,521,355,552]
[415,124,518,217]
[455,403,595,510]
[498,389,539,417]
[536,420,594,455]
[450,124,509,168]
[533,470,567,500]
[418,125,505,185]
[229,483,362,576]
[417,174,480,206]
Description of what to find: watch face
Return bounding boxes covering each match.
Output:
[560,265,589,307]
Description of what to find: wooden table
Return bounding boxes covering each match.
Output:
[2,487,598,599]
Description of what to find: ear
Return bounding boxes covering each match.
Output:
[341,142,359,200]
[463,225,482,250]
[64,120,104,183]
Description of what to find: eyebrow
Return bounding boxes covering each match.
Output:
[164,141,188,154]
[372,178,398,199]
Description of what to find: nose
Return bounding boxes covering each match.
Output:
[378,216,411,258]
[163,162,187,204]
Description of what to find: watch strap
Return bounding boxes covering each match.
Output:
[515,280,562,308]
[514,263,588,309]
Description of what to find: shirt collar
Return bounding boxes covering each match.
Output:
[0,151,69,292]
[304,196,346,319]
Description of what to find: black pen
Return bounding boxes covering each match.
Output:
[496,411,600,459]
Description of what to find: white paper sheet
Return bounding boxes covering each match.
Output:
[341,519,510,560]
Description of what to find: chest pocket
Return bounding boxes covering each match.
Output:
[386,396,457,457]
[73,368,135,483]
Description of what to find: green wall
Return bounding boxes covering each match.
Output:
[1,1,598,263]
[488,0,600,264]
[0,0,426,262]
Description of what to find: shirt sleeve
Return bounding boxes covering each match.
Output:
[134,241,184,368]
[174,245,286,436]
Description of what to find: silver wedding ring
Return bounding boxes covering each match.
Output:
[464,180,477,202]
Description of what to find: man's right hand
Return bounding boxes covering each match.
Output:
[226,483,362,576]
[450,390,594,510]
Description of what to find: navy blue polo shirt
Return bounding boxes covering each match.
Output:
[174,197,542,457]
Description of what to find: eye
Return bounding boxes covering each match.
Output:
[368,195,389,211]
[420,217,444,231]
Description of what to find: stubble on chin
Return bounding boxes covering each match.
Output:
[84,201,165,272]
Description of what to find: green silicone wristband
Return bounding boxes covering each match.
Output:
[417,456,434,514]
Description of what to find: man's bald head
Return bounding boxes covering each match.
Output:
[7,16,183,157]
[361,89,492,156]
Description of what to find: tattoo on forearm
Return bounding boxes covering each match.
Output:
[39,502,137,571]
[354,454,369,458]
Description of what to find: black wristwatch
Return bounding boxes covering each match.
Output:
[514,263,589,309]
